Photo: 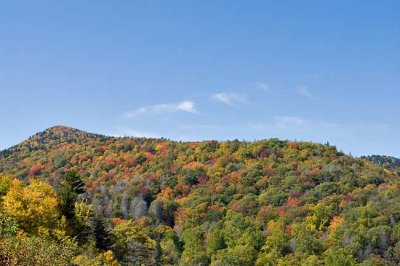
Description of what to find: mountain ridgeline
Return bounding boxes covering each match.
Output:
[0,126,400,265]
[362,155,400,174]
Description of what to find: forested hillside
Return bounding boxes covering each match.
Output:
[1,126,400,265]
[363,155,400,174]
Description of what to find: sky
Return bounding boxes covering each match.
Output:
[0,1,399,157]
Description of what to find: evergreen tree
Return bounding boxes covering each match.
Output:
[58,170,85,220]
[57,170,89,242]
[93,215,114,251]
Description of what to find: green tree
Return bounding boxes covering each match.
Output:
[323,248,357,266]
[57,171,89,241]
[179,226,210,266]
[156,225,182,266]
[291,222,323,257]
[58,171,86,220]
[112,219,157,265]
[93,215,114,251]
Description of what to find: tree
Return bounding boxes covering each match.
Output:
[58,171,86,220]
[0,175,12,198]
[208,211,264,266]
[112,219,157,265]
[206,222,226,255]
[0,235,77,265]
[212,244,258,266]
[3,179,59,234]
[257,219,290,264]
[179,226,210,266]
[73,200,93,243]
[156,225,182,265]
[129,196,148,219]
[57,170,90,241]
[323,248,357,266]
[0,212,18,236]
[73,250,120,266]
[291,222,323,257]
[93,215,114,251]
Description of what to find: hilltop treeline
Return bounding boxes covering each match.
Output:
[0,126,400,265]
[363,155,400,174]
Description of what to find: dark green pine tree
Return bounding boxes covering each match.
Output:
[58,170,86,220]
[58,170,90,243]
[93,215,114,251]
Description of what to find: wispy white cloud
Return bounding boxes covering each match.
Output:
[211,92,247,105]
[255,83,272,93]
[125,101,197,117]
[179,124,222,130]
[276,116,306,128]
[296,85,313,98]
[249,123,268,131]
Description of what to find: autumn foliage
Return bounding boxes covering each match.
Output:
[0,126,399,265]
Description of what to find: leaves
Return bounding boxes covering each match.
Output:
[1,127,400,264]
[2,179,59,234]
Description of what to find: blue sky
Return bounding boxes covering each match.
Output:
[0,1,399,157]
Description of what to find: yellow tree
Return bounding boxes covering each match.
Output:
[2,178,59,234]
[112,219,157,265]
[0,174,12,197]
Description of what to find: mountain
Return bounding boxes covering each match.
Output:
[3,125,107,152]
[1,126,400,265]
[362,155,400,174]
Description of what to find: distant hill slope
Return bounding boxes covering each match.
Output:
[362,155,400,173]
[3,125,108,152]
[1,126,400,265]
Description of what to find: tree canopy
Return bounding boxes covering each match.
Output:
[0,126,399,265]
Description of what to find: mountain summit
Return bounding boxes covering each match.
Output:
[0,127,400,264]
[3,126,107,154]
[33,125,105,142]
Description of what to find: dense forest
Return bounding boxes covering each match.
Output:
[363,155,400,175]
[1,126,400,265]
